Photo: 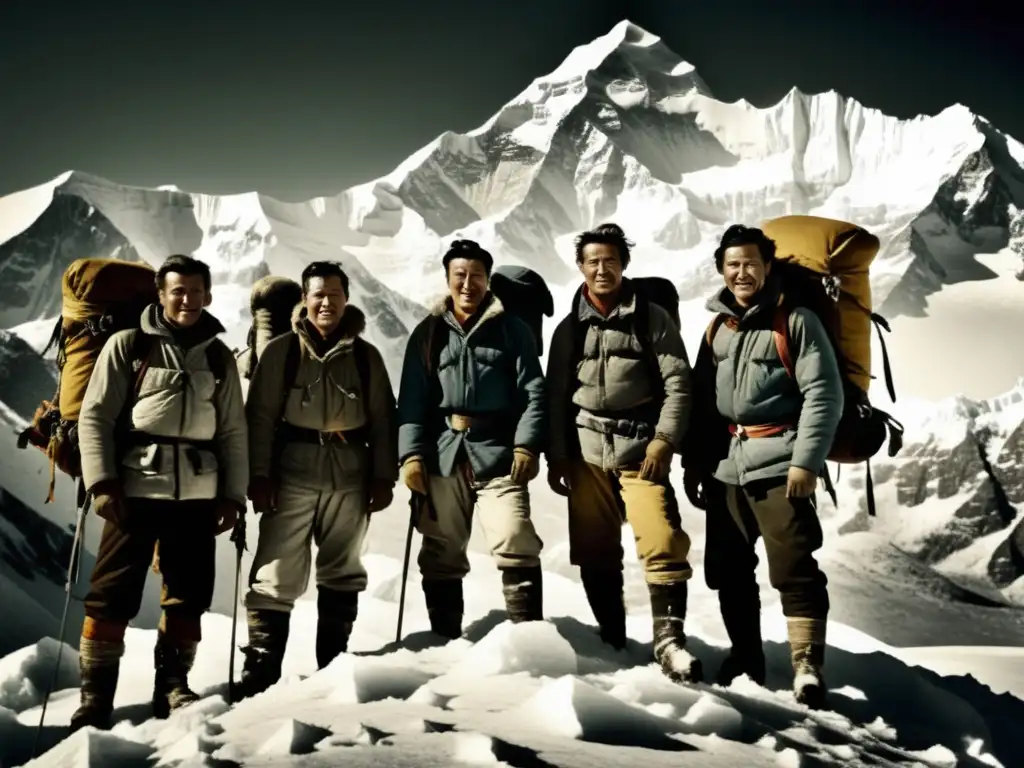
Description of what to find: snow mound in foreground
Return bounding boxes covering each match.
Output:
[0,558,1018,768]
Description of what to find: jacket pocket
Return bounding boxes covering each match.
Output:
[122,444,163,475]
[179,445,219,501]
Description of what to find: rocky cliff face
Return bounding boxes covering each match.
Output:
[838,381,1024,603]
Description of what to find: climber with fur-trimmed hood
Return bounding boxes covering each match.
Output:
[396,239,547,639]
[235,261,398,700]
[236,274,303,382]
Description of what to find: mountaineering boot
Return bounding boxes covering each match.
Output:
[501,565,544,623]
[580,567,627,650]
[649,581,703,685]
[715,586,766,686]
[788,616,827,709]
[316,586,358,669]
[232,609,290,703]
[152,632,201,719]
[422,578,464,640]
[68,636,125,733]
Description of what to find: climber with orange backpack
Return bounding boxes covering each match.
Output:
[680,218,903,711]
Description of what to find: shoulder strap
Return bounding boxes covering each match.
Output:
[423,314,445,379]
[275,332,302,423]
[114,330,153,437]
[128,330,154,396]
[633,293,664,399]
[772,306,795,379]
[205,340,230,388]
[353,337,372,403]
[705,313,728,347]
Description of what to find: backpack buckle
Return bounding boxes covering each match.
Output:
[822,275,842,302]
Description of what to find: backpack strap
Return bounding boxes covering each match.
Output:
[771,306,795,380]
[205,339,230,390]
[353,337,372,404]
[632,291,664,401]
[704,313,729,348]
[278,332,302,423]
[422,314,445,379]
[110,330,155,473]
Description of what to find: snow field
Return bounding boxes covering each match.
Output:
[0,548,1014,768]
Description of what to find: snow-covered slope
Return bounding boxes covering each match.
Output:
[2,19,1023,399]
[1,553,1019,768]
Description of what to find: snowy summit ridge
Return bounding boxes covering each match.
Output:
[0,18,1022,351]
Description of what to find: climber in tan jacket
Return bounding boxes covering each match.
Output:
[70,254,248,732]
[235,260,398,701]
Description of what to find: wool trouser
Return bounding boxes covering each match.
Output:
[416,468,543,580]
[83,499,217,642]
[245,481,369,613]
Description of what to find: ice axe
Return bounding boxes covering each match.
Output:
[227,510,247,704]
[395,494,419,644]
[33,477,90,759]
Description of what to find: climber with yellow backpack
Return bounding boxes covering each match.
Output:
[680,217,903,711]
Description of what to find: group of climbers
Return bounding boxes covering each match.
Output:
[19,212,899,734]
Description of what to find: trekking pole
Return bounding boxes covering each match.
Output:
[394,494,419,644]
[33,477,90,758]
[227,511,248,704]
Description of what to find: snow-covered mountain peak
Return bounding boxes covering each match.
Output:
[1,20,1023,397]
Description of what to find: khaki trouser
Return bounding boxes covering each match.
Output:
[566,461,692,585]
[416,467,543,580]
[723,477,829,619]
[245,481,369,613]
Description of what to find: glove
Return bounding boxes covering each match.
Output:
[367,480,395,513]
[509,448,539,485]
[215,499,244,535]
[248,476,277,514]
[91,480,127,526]
[546,459,571,497]
[682,467,708,510]
[639,438,674,482]
[402,456,428,496]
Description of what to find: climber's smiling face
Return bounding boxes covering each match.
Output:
[304,275,347,336]
[722,243,771,307]
[159,271,211,328]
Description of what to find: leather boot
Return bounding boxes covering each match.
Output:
[422,578,464,640]
[788,616,827,709]
[580,568,627,650]
[501,565,543,623]
[68,637,124,733]
[232,609,290,703]
[715,586,766,686]
[649,581,703,684]
[152,633,200,719]
[316,587,358,669]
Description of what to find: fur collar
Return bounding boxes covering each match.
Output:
[429,292,505,325]
[291,301,366,338]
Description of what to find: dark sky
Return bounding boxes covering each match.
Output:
[0,0,1020,201]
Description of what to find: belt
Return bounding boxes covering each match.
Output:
[278,422,365,446]
[447,413,501,433]
[728,423,792,439]
[124,432,216,452]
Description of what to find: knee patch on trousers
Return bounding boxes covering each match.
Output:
[82,616,127,643]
